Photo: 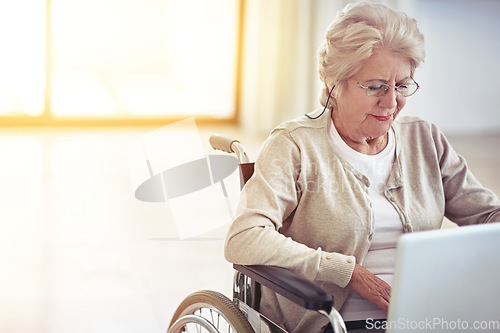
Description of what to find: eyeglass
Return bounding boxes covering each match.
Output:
[356,78,420,97]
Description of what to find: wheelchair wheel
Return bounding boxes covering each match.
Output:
[167,290,254,333]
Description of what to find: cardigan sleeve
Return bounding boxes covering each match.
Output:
[433,124,500,225]
[224,128,356,288]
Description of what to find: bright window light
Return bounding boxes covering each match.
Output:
[0,1,46,116]
[51,0,239,119]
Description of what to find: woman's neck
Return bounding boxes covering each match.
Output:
[333,117,389,155]
[340,132,388,155]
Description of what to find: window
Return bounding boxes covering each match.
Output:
[0,0,242,125]
[0,1,46,118]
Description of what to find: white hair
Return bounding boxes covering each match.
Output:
[317,2,425,110]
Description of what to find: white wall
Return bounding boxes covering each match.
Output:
[409,0,500,134]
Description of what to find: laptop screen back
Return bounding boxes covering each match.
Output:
[386,223,500,333]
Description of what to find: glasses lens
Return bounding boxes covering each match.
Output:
[365,84,388,97]
[397,83,418,97]
[359,80,419,97]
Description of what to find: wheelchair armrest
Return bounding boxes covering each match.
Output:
[233,264,333,312]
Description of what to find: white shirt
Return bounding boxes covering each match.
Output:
[329,121,403,321]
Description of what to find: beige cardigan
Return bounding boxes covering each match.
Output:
[225,109,500,333]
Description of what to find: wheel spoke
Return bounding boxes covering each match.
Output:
[209,309,215,328]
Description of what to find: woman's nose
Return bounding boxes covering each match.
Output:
[378,88,398,109]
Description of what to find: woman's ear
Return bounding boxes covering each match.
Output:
[329,84,337,99]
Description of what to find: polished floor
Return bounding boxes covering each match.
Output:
[0,125,498,333]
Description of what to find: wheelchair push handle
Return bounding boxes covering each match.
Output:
[210,134,238,154]
[210,134,250,164]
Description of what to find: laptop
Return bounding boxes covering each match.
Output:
[386,223,500,333]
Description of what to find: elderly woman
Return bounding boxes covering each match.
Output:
[225,2,500,333]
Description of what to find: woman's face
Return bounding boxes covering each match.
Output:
[333,49,412,147]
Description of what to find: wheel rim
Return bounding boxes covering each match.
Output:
[169,314,220,333]
[167,290,254,333]
[174,302,240,332]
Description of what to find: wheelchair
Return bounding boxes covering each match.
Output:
[167,134,347,333]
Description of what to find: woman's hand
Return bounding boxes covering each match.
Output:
[346,263,391,315]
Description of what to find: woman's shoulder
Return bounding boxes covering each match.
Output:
[271,109,331,136]
[393,115,451,154]
[394,114,430,126]
[394,115,441,135]
[257,110,332,158]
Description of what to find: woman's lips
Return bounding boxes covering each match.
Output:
[373,114,393,122]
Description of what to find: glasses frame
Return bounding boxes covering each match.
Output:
[355,78,420,97]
